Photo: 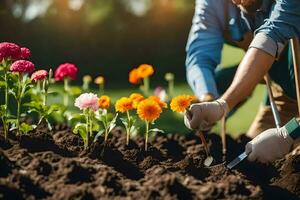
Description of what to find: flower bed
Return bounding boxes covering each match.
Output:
[1,42,300,199]
[0,127,300,200]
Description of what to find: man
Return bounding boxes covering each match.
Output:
[185,0,300,163]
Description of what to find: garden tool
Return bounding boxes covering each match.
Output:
[227,74,282,169]
[264,74,281,129]
[186,109,214,167]
[221,116,227,160]
[291,37,300,117]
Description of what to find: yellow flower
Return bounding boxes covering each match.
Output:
[148,96,168,109]
[170,95,194,113]
[94,76,105,85]
[129,93,145,109]
[137,64,154,78]
[115,97,134,113]
[98,95,110,109]
[129,68,141,85]
[137,99,162,122]
[83,75,92,82]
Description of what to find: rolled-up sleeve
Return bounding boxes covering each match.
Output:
[186,0,227,98]
[250,0,300,57]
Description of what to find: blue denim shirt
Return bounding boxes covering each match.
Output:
[186,0,300,98]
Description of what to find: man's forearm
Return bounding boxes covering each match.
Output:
[222,48,275,110]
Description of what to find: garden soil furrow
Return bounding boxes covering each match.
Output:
[0,126,299,200]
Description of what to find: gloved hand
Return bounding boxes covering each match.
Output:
[184,99,229,131]
[245,127,294,163]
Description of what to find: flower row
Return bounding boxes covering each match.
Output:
[0,42,194,151]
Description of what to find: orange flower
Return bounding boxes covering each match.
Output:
[115,97,134,113]
[137,99,162,122]
[83,75,92,82]
[137,64,154,78]
[98,95,110,109]
[170,95,194,113]
[129,68,141,84]
[94,76,105,85]
[129,93,145,108]
[149,96,168,109]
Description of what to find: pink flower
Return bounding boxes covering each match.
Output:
[20,47,31,59]
[10,60,35,73]
[31,70,48,81]
[75,93,99,111]
[154,86,168,102]
[54,63,78,81]
[0,42,21,61]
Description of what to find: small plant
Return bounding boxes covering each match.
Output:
[164,72,174,99]
[73,93,99,149]
[137,98,164,151]
[170,95,211,159]
[9,60,36,135]
[94,76,105,95]
[25,69,60,130]
[129,64,154,96]
[82,75,92,92]
[0,42,23,139]
[54,63,78,107]
[115,95,142,145]
[96,95,118,143]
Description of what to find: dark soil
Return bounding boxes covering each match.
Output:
[0,125,299,200]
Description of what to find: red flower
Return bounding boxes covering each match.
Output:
[31,70,48,82]
[20,47,31,59]
[10,60,35,73]
[0,42,21,61]
[54,63,78,81]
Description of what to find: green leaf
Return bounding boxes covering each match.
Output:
[0,105,6,115]
[69,86,82,96]
[68,113,85,122]
[0,80,6,88]
[73,123,88,142]
[47,104,61,115]
[19,123,37,134]
[94,129,105,142]
[149,128,164,134]
[120,117,128,127]
[108,113,118,133]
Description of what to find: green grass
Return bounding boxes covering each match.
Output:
[48,44,266,137]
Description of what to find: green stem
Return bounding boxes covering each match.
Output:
[85,110,90,149]
[63,78,69,107]
[143,77,150,96]
[104,114,108,142]
[168,79,174,99]
[16,73,23,136]
[126,111,130,145]
[3,65,8,139]
[145,121,149,151]
[42,79,48,106]
[100,84,104,95]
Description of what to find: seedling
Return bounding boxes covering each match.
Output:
[164,72,174,99]
[82,75,92,92]
[95,95,118,143]
[129,64,154,96]
[54,63,78,107]
[94,76,105,95]
[170,95,213,166]
[73,93,100,149]
[137,98,164,151]
[25,69,61,130]
[9,60,36,135]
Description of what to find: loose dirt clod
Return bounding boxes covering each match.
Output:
[0,126,299,199]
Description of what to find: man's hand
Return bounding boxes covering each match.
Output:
[184,99,229,131]
[245,127,294,163]
[232,0,262,13]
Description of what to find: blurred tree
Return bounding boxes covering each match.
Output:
[0,0,194,87]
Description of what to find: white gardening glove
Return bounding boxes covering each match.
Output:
[184,99,229,131]
[245,127,294,163]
